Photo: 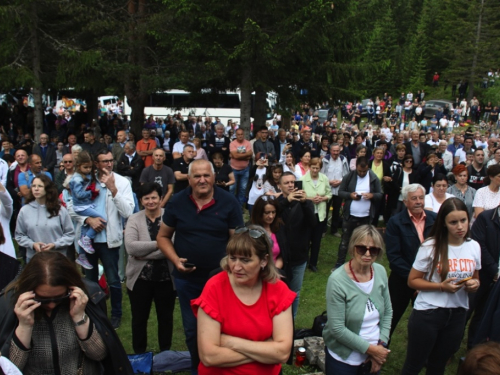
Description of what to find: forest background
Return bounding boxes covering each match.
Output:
[1,0,500,139]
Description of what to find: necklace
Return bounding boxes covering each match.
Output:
[349,259,373,282]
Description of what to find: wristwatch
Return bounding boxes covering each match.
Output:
[74,313,88,327]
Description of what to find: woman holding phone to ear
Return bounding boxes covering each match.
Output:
[401,198,481,375]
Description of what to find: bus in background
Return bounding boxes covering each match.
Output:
[123,89,277,125]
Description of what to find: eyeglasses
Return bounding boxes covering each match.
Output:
[260,195,276,202]
[98,159,114,164]
[404,160,413,164]
[34,292,71,304]
[63,161,73,164]
[354,245,381,257]
[235,226,266,239]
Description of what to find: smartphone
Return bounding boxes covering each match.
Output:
[356,194,362,199]
[184,262,195,269]
[456,277,472,285]
[294,181,303,190]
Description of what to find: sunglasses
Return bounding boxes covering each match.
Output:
[34,292,71,304]
[354,245,381,257]
[235,226,266,239]
[404,160,413,163]
[260,195,276,202]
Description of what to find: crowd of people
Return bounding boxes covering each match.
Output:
[1,94,500,374]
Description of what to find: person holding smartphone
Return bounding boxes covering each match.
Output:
[335,157,382,270]
[401,198,481,374]
[0,252,133,374]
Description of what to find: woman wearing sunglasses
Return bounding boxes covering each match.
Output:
[192,225,295,375]
[323,225,392,374]
[401,198,480,374]
[0,252,133,374]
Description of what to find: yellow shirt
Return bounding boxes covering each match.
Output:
[372,162,384,192]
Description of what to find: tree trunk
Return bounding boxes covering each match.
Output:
[83,90,99,124]
[30,3,43,140]
[129,101,147,135]
[240,66,252,135]
[125,0,148,136]
[468,0,484,101]
[254,86,267,128]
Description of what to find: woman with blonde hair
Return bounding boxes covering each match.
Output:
[192,225,295,375]
[324,225,392,374]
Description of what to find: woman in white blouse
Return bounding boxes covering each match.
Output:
[424,174,455,213]
[473,164,500,218]
[279,149,303,180]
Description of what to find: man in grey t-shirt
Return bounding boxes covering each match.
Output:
[139,148,175,207]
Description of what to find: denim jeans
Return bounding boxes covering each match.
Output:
[325,347,379,375]
[76,207,107,239]
[84,243,122,318]
[289,262,307,319]
[174,277,206,375]
[230,166,249,206]
[402,307,466,375]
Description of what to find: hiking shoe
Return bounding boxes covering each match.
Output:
[111,316,121,330]
[76,254,93,270]
[78,235,95,254]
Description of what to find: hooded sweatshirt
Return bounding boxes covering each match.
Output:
[15,200,75,261]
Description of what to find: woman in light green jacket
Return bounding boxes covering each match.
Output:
[323,225,392,374]
[302,157,332,272]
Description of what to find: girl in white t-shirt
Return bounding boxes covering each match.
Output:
[401,198,481,375]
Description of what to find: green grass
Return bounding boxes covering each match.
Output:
[111,232,468,375]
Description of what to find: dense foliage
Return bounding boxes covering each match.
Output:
[0,0,499,135]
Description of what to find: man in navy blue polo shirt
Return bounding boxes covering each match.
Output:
[157,159,243,374]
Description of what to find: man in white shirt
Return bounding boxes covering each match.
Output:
[172,130,196,159]
[439,115,449,131]
[427,131,441,147]
[454,137,475,165]
[335,157,382,269]
[321,143,350,237]
[437,141,453,172]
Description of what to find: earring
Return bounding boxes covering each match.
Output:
[261,266,265,271]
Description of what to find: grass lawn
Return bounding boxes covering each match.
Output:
[113,231,468,375]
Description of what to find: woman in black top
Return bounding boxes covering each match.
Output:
[212,152,235,191]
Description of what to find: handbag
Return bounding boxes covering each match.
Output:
[312,311,328,337]
[294,311,328,339]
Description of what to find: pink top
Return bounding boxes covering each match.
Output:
[229,139,252,170]
[270,232,280,262]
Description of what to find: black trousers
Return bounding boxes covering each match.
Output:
[328,195,343,234]
[336,215,370,267]
[309,215,326,267]
[402,308,466,375]
[388,272,416,339]
[466,278,494,348]
[127,278,176,353]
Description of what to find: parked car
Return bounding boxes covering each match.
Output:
[424,99,454,118]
